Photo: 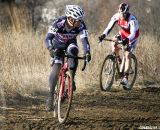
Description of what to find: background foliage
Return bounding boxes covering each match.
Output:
[0,0,160,96]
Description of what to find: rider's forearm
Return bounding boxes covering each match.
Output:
[128,20,137,41]
[103,13,118,36]
[128,28,136,41]
[103,21,116,36]
[45,33,55,50]
[81,37,90,53]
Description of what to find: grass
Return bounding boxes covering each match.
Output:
[0,2,160,97]
[0,30,50,96]
[1,29,159,97]
[136,34,160,83]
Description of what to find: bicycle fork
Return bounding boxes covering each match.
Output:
[59,72,71,99]
[59,73,65,98]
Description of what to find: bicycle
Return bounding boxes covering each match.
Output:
[99,39,137,91]
[52,54,87,124]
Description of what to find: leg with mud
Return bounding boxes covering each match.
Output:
[46,63,61,111]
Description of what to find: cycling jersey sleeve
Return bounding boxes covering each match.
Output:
[45,19,59,50]
[79,23,90,53]
[103,13,118,36]
[128,19,137,41]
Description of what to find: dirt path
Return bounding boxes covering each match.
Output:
[1,85,160,130]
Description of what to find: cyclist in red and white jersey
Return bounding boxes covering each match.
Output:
[99,3,139,86]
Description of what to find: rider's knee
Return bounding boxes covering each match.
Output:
[67,44,79,56]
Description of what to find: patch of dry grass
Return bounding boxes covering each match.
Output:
[136,35,160,83]
[0,30,50,96]
[0,29,160,96]
[0,2,160,97]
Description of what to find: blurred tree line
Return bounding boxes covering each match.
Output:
[0,0,160,37]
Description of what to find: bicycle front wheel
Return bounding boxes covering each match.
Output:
[58,71,73,123]
[53,77,60,118]
[100,55,116,91]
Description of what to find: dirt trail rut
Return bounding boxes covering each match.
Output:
[0,85,160,130]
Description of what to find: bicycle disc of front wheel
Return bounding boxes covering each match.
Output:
[58,72,73,123]
[123,54,138,90]
[100,55,115,91]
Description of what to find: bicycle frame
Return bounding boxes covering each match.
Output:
[59,62,71,99]
[58,54,86,99]
[55,54,87,123]
[110,40,126,78]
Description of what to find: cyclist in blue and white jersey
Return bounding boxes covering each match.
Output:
[45,5,91,111]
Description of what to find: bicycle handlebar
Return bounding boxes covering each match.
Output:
[103,38,123,44]
[102,38,125,50]
[64,55,87,71]
[98,38,117,44]
[103,38,114,42]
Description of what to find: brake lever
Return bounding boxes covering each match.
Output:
[82,59,87,71]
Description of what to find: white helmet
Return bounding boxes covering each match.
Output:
[65,5,85,20]
[118,3,129,14]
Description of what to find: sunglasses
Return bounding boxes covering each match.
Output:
[68,17,82,22]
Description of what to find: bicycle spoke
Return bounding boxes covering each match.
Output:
[100,55,115,91]
[104,61,113,75]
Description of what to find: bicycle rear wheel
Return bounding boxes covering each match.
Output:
[58,71,73,123]
[100,55,116,91]
[123,54,138,90]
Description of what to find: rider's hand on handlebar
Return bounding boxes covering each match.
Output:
[85,51,91,62]
[122,38,129,46]
[49,47,58,58]
[112,37,119,42]
[98,34,106,42]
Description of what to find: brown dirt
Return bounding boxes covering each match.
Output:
[1,85,160,130]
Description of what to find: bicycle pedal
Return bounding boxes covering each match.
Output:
[120,80,126,86]
[123,84,131,90]
[120,81,125,86]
